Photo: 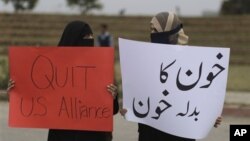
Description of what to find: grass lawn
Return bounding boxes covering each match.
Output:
[227,65,250,91]
[0,55,8,79]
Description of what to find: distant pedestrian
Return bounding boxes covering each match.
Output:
[97,24,113,47]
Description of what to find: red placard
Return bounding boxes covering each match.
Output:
[8,47,114,131]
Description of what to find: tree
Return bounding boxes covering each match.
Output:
[2,0,38,13]
[220,0,250,15]
[67,0,103,14]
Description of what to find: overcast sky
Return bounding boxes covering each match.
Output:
[0,0,224,17]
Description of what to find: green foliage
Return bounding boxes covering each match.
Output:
[2,0,38,12]
[220,0,250,15]
[66,0,103,14]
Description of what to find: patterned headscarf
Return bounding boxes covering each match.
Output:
[150,12,189,45]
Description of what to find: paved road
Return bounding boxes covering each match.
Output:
[1,101,250,141]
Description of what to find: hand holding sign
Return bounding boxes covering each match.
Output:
[107,84,118,99]
[7,79,15,93]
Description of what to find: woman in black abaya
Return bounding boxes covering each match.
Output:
[47,21,119,141]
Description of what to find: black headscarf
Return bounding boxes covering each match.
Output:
[58,21,94,47]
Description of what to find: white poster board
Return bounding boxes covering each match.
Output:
[119,38,230,139]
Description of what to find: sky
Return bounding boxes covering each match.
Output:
[0,0,224,17]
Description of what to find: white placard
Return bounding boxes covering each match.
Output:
[119,38,230,139]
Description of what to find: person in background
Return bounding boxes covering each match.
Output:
[120,12,222,141]
[8,21,119,141]
[97,24,113,47]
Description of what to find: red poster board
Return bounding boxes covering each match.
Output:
[8,47,114,131]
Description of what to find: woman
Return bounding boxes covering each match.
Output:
[8,21,119,141]
[120,12,222,141]
[48,21,119,141]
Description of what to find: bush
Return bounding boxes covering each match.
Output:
[220,0,250,15]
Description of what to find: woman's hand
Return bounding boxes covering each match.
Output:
[120,108,127,116]
[7,79,15,93]
[107,84,118,99]
[214,116,222,128]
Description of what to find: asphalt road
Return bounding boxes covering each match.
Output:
[1,101,250,141]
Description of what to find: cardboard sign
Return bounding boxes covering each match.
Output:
[119,38,230,139]
[9,47,114,131]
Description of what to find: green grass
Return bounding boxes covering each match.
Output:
[0,13,250,92]
[227,65,250,91]
[0,55,8,75]
[0,55,8,89]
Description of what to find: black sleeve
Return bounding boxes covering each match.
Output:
[113,96,119,115]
